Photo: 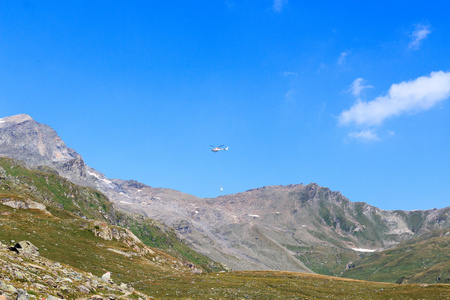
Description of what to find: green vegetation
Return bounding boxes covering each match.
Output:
[0,157,114,222]
[343,229,450,284]
[394,210,427,233]
[319,201,333,226]
[0,205,188,291]
[0,157,223,272]
[285,244,359,276]
[139,271,450,299]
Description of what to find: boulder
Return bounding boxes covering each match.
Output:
[10,241,39,256]
[15,289,29,300]
[2,199,47,212]
[101,272,111,282]
[77,285,90,294]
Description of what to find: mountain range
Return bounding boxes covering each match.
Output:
[0,114,449,284]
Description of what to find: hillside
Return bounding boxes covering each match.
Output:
[343,228,450,284]
[0,157,221,273]
[1,203,449,298]
[0,114,449,280]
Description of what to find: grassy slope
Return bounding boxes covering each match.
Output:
[342,229,450,284]
[286,186,449,278]
[0,157,222,272]
[0,157,115,222]
[0,204,194,289]
[1,206,448,299]
[139,270,450,299]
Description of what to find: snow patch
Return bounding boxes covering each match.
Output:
[87,171,101,179]
[351,248,376,253]
[102,178,112,185]
[119,201,133,205]
[87,171,113,186]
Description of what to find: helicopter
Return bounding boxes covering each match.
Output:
[210,145,228,192]
[210,145,229,152]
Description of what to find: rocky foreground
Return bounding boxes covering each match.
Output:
[0,240,150,300]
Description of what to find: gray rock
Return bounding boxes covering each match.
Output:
[13,270,25,280]
[84,281,93,290]
[5,284,17,294]
[101,272,111,282]
[12,241,39,256]
[1,200,46,212]
[45,278,58,288]
[118,283,128,291]
[15,289,29,300]
[0,280,7,290]
[77,285,90,294]
[59,285,69,292]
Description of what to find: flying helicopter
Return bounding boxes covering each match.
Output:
[210,145,229,152]
[210,145,228,191]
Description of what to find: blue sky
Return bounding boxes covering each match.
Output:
[1,1,450,210]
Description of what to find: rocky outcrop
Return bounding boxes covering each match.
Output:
[9,241,39,256]
[0,241,149,299]
[1,198,48,213]
[91,221,155,256]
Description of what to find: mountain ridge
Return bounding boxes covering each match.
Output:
[1,114,449,277]
[1,154,448,298]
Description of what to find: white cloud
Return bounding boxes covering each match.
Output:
[347,130,380,142]
[350,78,373,97]
[338,51,348,65]
[409,24,431,50]
[273,0,287,12]
[339,71,450,126]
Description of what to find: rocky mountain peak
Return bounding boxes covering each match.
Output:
[0,114,34,128]
[0,114,73,163]
[0,114,92,186]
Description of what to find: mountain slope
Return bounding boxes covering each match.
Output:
[0,157,221,272]
[1,114,449,279]
[2,158,449,298]
[342,228,450,284]
[0,186,196,298]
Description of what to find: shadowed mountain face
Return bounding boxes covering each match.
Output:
[1,114,449,274]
